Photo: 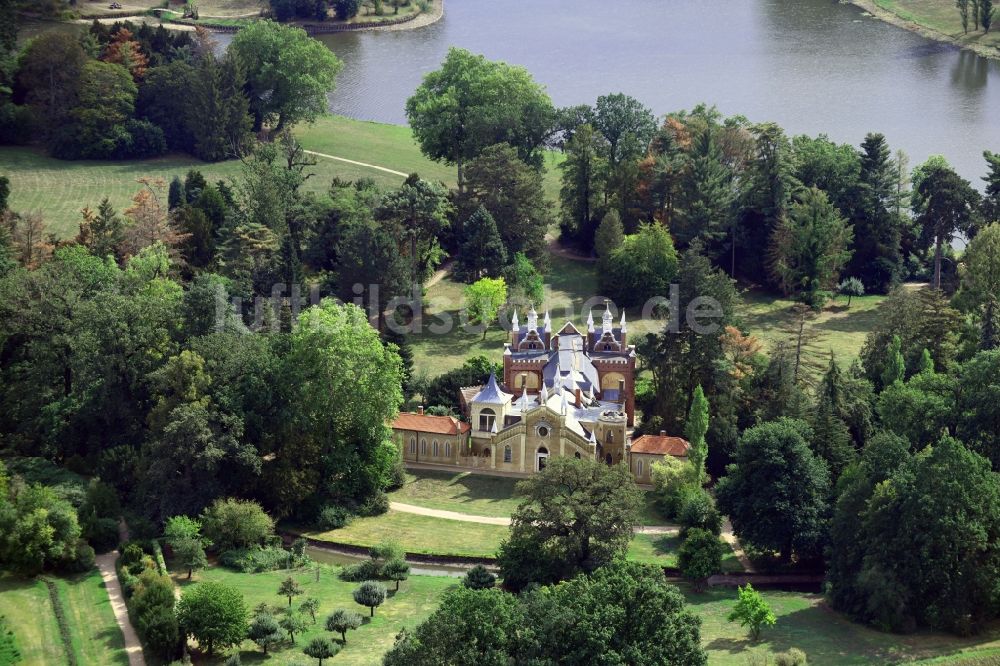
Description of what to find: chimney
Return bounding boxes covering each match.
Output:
[659,430,667,437]
[417,406,424,415]
[575,388,582,408]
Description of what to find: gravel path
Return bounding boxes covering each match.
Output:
[303,150,408,178]
[95,552,146,666]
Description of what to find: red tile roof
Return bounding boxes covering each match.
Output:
[630,435,690,457]
[392,412,470,436]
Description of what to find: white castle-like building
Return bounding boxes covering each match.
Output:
[392,304,689,483]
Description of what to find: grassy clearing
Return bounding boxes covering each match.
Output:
[53,569,129,665]
[629,533,744,573]
[685,584,1000,665]
[172,564,455,665]
[1,115,563,239]
[870,0,1000,51]
[738,290,887,365]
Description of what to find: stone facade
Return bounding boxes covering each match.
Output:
[391,308,689,482]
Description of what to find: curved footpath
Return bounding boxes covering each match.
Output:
[848,0,999,60]
[95,551,146,666]
[389,501,681,535]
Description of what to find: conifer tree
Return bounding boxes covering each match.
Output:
[457,206,507,281]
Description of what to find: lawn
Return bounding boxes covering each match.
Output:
[390,470,525,518]
[0,575,64,665]
[304,509,508,559]
[0,116,424,238]
[870,0,1000,51]
[629,533,744,573]
[390,469,673,527]
[173,564,456,665]
[0,569,127,666]
[685,585,1000,665]
[738,290,887,366]
[53,569,130,666]
[2,114,565,240]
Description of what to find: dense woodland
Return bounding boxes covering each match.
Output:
[2,12,1000,663]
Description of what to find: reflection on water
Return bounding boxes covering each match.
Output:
[21,0,1000,182]
[315,0,1000,182]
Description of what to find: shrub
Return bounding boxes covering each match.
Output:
[66,542,96,573]
[218,546,310,573]
[122,543,144,566]
[201,498,275,552]
[462,565,496,590]
[677,528,724,590]
[338,559,380,582]
[151,541,168,575]
[247,613,282,654]
[357,492,389,517]
[333,0,360,19]
[317,505,352,530]
[304,635,340,663]
[84,517,120,554]
[774,648,809,666]
[677,489,723,537]
[122,119,167,158]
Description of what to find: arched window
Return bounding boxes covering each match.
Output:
[504,445,512,463]
[637,459,644,476]
[444,442,451,457]
[420,439,427,455]
[606,430,613,443]
[483,448,491,458]
[409,437,416,455]
[479,408,496,432]
[433,440,439,457]
[574,452,581,459]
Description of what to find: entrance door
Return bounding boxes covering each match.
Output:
[536,447,549,472]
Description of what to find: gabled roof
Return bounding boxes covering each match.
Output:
[472,372,513,404]
[392,413,470,435]
[556,321,582,336]
[631,435,690,456]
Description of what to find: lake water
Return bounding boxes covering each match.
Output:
[308,0,1000,183]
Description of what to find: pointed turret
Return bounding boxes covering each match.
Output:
[526,305,538,331]
[619,309,627,333]
[587,309,595,334]
[602,301,614,336]
[543,310,551,332]
[512,309,519,330]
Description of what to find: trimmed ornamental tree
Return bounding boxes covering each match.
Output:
[462,564,496,590]
[353,581,387,617]
[838,277,865,307]
[247,613,282,655]
[727,584,776,641]
[383,558,410,592]
[173,537,207,579]
[304,636,341,665]
[175,581,248,657]
[278,576,303,607]
[280,611,309,644]
[300,597,320,624]
[326,609,363,643]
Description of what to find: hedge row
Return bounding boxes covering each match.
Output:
[41,578,78,666]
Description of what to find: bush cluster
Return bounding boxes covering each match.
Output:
[219,546,310,573]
